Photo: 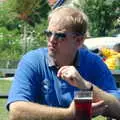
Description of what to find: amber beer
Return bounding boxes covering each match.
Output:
[74,91,92,120]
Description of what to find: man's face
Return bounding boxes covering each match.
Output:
[46,20,81,61]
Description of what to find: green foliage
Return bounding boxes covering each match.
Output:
[4,0,50,26]
[0,0,50,66]
[0,26,22,60]
[74,0,120,37]
[30,20,48,49]
[20,20,48,53]
[9,0,40,14]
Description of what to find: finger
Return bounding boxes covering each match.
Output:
[57,66,66,77]
[92,100,104,107]
[60,69,74,81]
[92,100,107,117]
[57,66,68,77]
[92,104,108,117]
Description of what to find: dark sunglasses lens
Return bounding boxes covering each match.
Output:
[55,33,66,40]
[44,30,52,37]
[44,30,66,40]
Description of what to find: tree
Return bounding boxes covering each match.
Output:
[6,0,50,26]
[73,0,120,37]
[0,0,50,68]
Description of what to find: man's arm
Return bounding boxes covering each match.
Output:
[9,101,73,120]
[58,66,120,119]
[92,85,120,119]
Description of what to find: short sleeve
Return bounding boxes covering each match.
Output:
[90,55,120,99]
[91,55,117,90]
[80,49,120,99]
[6,51,41,110]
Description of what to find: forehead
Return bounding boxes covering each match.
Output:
[48,14,74,32]
[48,7,84,32]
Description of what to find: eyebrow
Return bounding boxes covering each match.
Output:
[45,30,83,36]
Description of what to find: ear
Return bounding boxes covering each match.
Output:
[76,36,85,48]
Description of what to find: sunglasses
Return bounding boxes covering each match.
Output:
[44,30,83,40]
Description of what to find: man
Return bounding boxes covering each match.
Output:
[7,7,120,120]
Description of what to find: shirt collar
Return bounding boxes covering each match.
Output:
[47,49,81,68]
[73,50,81,67]
[47,55,56,67]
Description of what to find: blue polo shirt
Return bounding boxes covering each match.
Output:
[7,48,119,110]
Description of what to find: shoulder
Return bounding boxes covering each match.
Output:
[79,48,115,87]
[19,48,48,67]
[79,48,109,72]
[25,47,47,57]
[80,48,101,62]
[22,48,48,61]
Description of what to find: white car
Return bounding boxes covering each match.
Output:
[84,37,120,50]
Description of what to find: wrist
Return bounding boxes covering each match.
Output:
[67,102,75,120]
[65,108,74,120]
[83,82,93,91]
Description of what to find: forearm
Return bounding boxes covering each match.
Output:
[9,101,73,120]
[92,85,120,119]
[81,80,120,118]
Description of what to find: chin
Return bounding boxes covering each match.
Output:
[48,51,56,58]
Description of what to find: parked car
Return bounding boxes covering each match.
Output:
[84,37,120,50]
[113,34,120,38]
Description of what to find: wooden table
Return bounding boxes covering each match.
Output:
[111,70,120,87]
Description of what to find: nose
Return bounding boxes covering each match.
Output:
[48,34,57,44]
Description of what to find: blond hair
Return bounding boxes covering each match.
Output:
[48,6,89,37]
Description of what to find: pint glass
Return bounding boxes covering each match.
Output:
[74,91,93,120]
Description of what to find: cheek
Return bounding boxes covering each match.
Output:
[69,40,78,49]
[60,43,75,54]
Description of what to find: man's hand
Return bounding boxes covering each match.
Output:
[57,66,86,89]
[68,100,107,119]
[92,100,108,117]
